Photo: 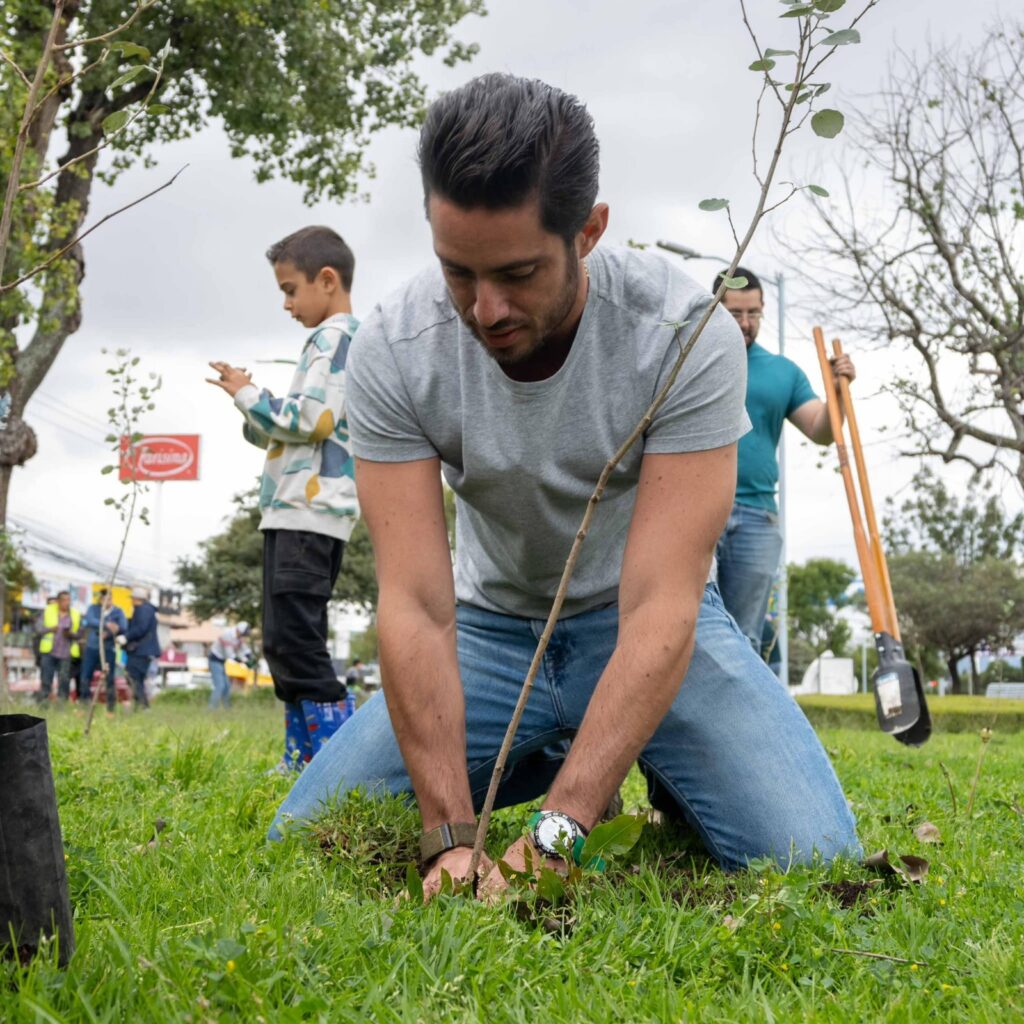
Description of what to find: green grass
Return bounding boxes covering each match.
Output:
[798,693,1024,733]
[2,700,1023,1022]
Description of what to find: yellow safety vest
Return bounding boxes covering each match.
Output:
[39,604,81,659]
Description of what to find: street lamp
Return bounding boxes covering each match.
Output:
[656,240,790,690]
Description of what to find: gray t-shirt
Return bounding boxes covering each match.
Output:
[347,244,750,619]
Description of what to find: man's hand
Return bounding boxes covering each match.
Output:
[477,836,568,904]
[420,847,493,902]
[830,353,856,388]
[206,360,253,398]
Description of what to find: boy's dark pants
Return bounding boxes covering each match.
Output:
[262,529,346,704]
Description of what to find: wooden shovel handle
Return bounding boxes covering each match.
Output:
[813,327,887,634]
[832,338,900,641]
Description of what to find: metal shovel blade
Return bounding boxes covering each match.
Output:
[871,632,931,746]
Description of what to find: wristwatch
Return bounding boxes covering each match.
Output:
[418,822,477,865]
[527,811,588,864]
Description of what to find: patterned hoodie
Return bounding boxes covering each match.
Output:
[234,312,360,541]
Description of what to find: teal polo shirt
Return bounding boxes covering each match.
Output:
[736,342,817,513]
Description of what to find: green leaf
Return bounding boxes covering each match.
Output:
[580,813,646,866]
[101,110,130,135]
[821,28,860,45]
[814,0,846,10]
[698,198,729,212]
[101,465,115,475]
[109,65,147,91]
[147,103,171,116]
[405,862,423,904]
[807,184,830,197]
[536,868,566,905]
[811,108,845,139]
[749,58,776,72]
[111,42,151,60]
[722,275,749,289]
[438,868,454,896]
[781,5,815,16]
[214,937,246,960]
[764,48,797,57]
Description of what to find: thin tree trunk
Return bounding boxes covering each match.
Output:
[946,654,961,695]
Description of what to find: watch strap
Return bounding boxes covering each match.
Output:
[418,822,477,864]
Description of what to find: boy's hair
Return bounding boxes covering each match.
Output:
[712,266,762,299]
[266,226,355,292]
[418,73,600,244]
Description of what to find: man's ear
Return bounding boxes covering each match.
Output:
[577,203,609,260]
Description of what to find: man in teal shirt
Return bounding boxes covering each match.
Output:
[714,267,856,654]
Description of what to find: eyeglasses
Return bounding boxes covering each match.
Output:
[728,310,763,323]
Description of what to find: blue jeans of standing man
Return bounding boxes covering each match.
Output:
[208,655,231,709]
[715,502,784,653]
[80,645,117,708]
[126,654,152,708]
[269,584,860,870]
[38,653,71,703]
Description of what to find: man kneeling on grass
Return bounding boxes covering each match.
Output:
[269,74,861,897]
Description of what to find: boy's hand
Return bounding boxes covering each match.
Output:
[206,361,253,398]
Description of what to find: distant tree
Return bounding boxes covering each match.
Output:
[176,487,378,624]
[787,558,856,663]
[888,551,1024,693]
[349,623,378,666]
[885,467,1024,564]
[799,23,1024,491]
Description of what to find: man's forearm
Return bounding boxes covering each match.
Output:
[544,598,701,829]
[377,591,475,831]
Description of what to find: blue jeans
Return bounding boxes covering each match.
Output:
[715,502,784,652]
[209,656,231,709]
[269,585,859,869]
[80,646,117,708]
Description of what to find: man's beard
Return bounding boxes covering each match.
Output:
[462,256,580,366]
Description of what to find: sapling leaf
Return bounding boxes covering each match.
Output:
[814,0,846,11]
[722,275,749,289]
[405,862,423,904]
[749,59,776,72]
[109,65,147,91]
[101,465,114,474]
[497,859,521,883]
[147,103,171,115]
[580,813,646,867]
[439,868,454,896]
[764,48,797,56]
[811,108,845,139]
[101,110,130,135]
[821,28,860,46]
[522,842,535,878]
[536,868,566,905]
[781,6,815,17]
[698,198,729,212]
[111,41,151,60]
[807,184,830,197]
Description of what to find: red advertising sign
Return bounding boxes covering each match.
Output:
[120,434,201,482]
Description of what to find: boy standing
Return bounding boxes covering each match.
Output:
[208,225,360,771]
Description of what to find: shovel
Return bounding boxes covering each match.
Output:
[814,329,931,745]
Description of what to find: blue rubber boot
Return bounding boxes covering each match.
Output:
[282,701,313,771]
[299,698,353,759]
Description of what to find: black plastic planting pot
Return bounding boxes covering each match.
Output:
[0,714,75,966]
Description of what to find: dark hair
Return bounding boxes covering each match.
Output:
[97,588,108,597]
[266,226,355,292]
[418,73,600,243]
[712,266,762,298]
[57,590,69,600]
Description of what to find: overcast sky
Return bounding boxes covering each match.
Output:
[13,0,1018,593]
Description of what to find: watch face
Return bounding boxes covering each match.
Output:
[534,813,578,855]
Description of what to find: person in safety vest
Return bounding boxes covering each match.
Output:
[36,590,82,703]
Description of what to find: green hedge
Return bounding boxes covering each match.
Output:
[797,693,1024,734]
